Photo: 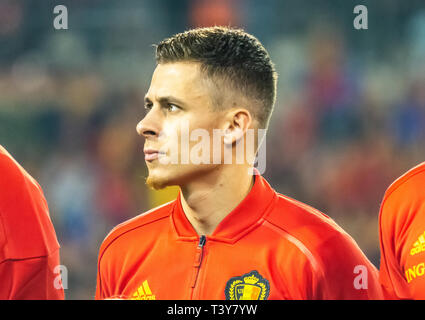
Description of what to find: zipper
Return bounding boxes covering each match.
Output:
[190,235,206,298]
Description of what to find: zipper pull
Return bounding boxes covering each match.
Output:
[198,235,206,248]
[194,235,206,266]
[191,235,207,289]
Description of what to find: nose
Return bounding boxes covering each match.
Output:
[136,108,161,139]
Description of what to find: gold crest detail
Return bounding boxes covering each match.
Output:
[225,270,270,300]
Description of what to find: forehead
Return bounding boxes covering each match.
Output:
[147,62,207,101]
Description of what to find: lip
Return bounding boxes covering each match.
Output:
[144,149,165,161]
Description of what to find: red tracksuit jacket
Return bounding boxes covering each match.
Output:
[96,173,383,300]
[379,162,425,299]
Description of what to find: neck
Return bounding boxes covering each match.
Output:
[179,165,254,236]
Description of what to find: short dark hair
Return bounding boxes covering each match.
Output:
[155,26,277,129]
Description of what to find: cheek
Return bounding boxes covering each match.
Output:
[190,110,222,132]
[159,113,219,149]
[158,118,190,157]
[159,119,183,140]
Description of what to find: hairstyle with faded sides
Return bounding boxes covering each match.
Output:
[154,26,278,130]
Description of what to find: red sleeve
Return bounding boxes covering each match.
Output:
[378,198,410,299]
[0,146,64,299]
[95,239,116,300]
[0,249,64,300]
[313,232,383,300]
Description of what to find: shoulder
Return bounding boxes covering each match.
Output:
[379,162,425,232]
[264,193,369,269]
[98,201,175,259]
[381,162,425,208]
[0,146,41,194]
[0,146,46,212]
[0,146,24,185]
[263,193,381,298]
[1,146,24,176]
[379,162,425,247]
[265,193,350,246]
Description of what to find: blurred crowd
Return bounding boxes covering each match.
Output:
[0,0,424,299]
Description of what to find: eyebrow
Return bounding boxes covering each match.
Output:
[144,95,186,106]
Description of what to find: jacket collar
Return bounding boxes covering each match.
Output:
[170,171,276,243]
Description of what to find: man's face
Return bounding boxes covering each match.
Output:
[137,62,225,189]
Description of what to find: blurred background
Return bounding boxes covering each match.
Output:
[0,0,424,299]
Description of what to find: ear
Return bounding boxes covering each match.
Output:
[223,109,253,145]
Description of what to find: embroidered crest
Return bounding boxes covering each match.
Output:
[225,270,270,300]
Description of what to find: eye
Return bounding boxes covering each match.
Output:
[144,103,153,111]
[167,104,180,112]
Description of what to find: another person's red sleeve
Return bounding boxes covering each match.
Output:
[0,249,63,299]
[0,146,64,300]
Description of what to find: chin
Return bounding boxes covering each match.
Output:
[146,172,172,190]
[145,165,182,190]
[146,164,219,190]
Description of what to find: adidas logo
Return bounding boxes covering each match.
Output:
[131,280,156,300]
[410,231,425,256]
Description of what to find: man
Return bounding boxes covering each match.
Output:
[96,27,383,300]
[379,162,425,299]
[0,145,64,299]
